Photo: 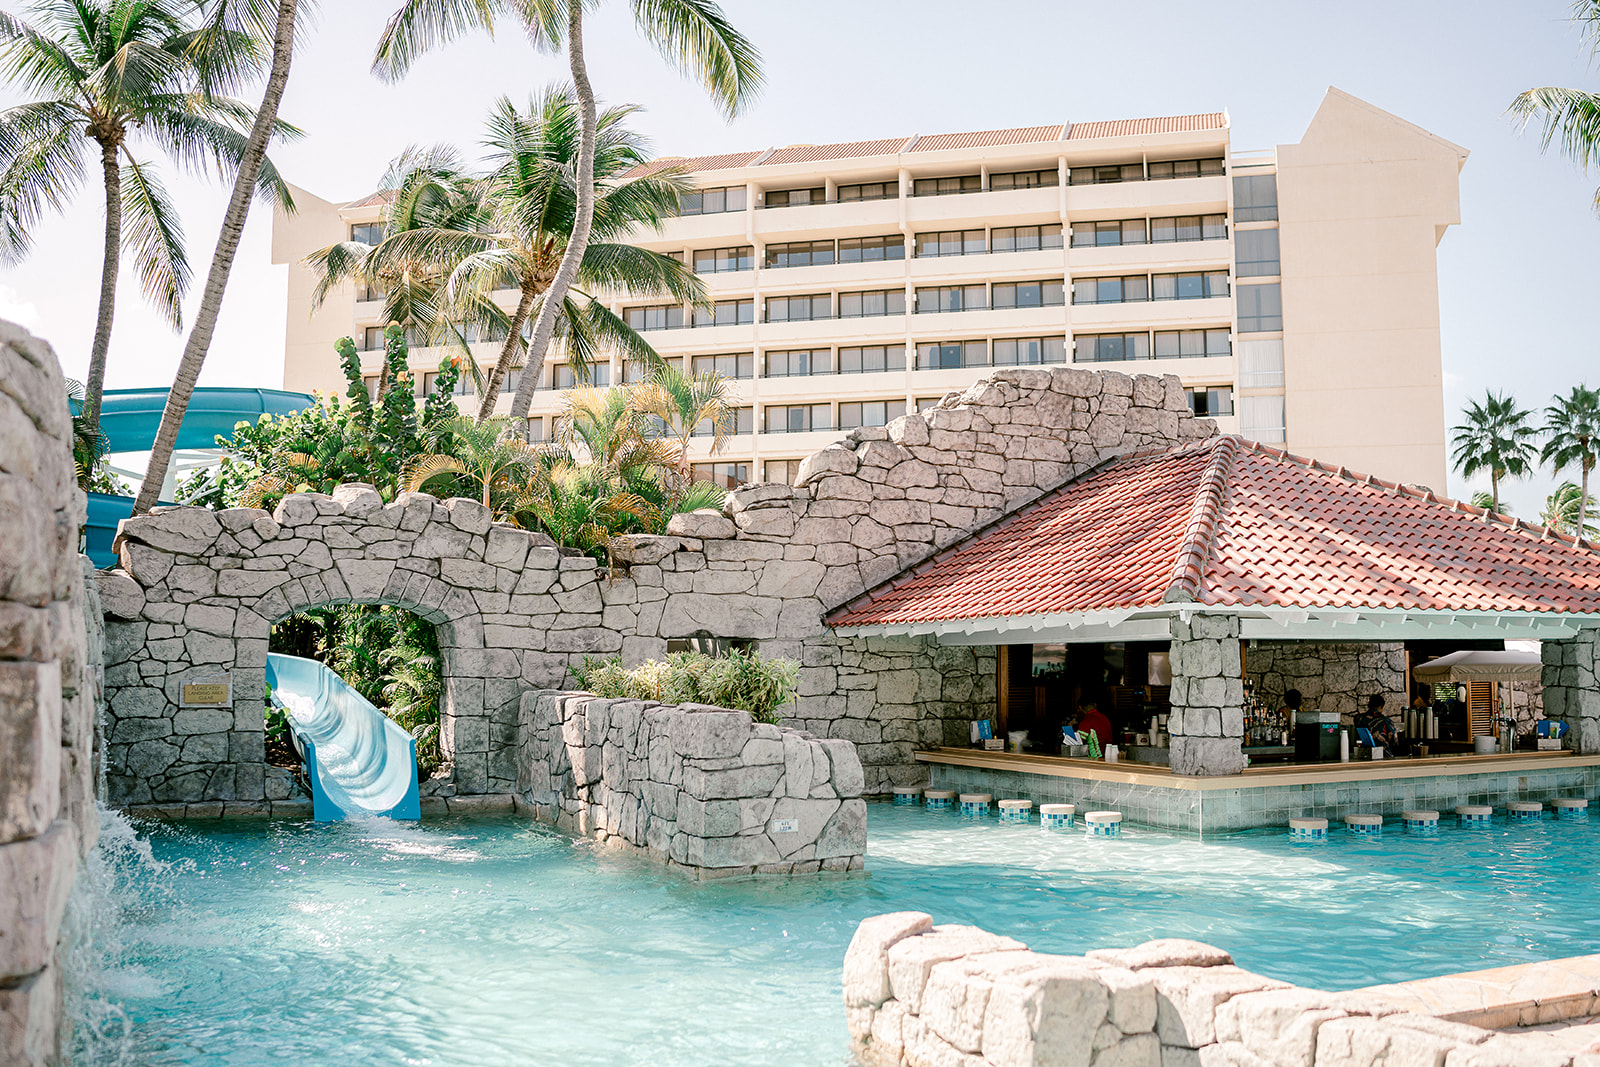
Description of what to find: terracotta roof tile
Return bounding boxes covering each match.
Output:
[907,126,1065,152]
[759,137,914,165]
[345,190,395,209]
[624,150,764,178]
[1065,113,1227,140]
[829,436,1600,628]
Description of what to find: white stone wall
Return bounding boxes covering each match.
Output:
[516,691,865,876]
[1247,641,1408,727]
[1544,630,1600,755]
[0,321,103,1065]
[1168,614,1246,776]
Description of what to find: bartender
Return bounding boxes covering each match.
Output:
[1073,702,1113,748]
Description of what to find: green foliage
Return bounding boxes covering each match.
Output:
[1451,390,1540,513]
[1469,491,1509,515]
[1509,2,1600,216]
[1543,481,1600,538]
[570,650,798,725]
[64,377,124,493]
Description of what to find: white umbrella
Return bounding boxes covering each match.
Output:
[1412,650,1542,684]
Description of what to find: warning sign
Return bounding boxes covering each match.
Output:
[180,681,232,706]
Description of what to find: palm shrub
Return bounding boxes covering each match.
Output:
[569,650,798,725]
[1451,391,1540,514]
[1543,482,1600,539]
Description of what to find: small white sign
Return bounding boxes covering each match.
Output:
[771,818,799,834]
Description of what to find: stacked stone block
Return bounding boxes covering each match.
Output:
[1168,614,1247,776]
[0,321,104,1065]
[1246,641,1407,727]
[1543,629,1600,755]
[516,691,866,876]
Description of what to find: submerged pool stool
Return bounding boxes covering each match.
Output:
[1402,810,1440,832]
[1288,817,1328,840]
[1344,814,1383,836]
[1039,803,1075,830]
[1507,801,1543,821]
[1455,804,1493,825]
[997,799,1032,824]
[1553,798,1589,818]
[923,789,955,811]
[959,793,993,817]
[892,786,922,806]
[1085,811,1122,837]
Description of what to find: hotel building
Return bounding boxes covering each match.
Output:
[271,87,1465,491]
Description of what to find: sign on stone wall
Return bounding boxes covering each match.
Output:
[179,677,233,707]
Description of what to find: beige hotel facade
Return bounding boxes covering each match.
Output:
[271,87,1465,492]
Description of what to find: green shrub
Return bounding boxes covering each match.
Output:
[569,650,798,724]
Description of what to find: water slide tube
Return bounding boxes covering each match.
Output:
[265,652,421,821]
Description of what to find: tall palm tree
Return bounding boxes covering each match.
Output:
[1542,481,1600,539]
[1541,384,1600,541]
[133,0,306,516]
[0,0,297,433]
[634,362,735,485]
[1451,391,1540,515]
[370,0,763,422]
[1511,0,1600,214]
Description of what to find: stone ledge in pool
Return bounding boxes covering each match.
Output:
[515,691,866,878]
[843,913,1600,1067]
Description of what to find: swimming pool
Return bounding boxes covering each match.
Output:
[71,803,1600,1065]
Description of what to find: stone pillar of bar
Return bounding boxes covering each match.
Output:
[1168,613,1246,776]
[1542,628,1600,754]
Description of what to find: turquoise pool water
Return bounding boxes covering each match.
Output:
[75,804,1600,1065]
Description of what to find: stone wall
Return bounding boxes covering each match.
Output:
[0,321,103,1065]
[516,691,865,876]
[843,913,1584,1067]
[1247,641,1408,726]
[1168,614,1246,776]
[1543,629,1600,755]
[101,365,1209,803]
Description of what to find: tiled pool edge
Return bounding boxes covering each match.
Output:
[925,762,1600,833]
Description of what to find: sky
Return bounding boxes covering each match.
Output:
[2,0,1597,517]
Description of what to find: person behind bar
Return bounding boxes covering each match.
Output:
[1074,702,1113,750]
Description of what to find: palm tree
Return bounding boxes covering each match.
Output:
[1541,384,1600,541]
[1542,482,1600,539]
[1469,490,1510,515]
[133,0,304,517]
[1451,391,1540,515]
[404,415,547,516]
[370,0,763,423]
[0,0,297,433]
[1510,1,1600,215]
[634,362,735,485]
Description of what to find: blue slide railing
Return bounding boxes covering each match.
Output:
[265,653,420,822]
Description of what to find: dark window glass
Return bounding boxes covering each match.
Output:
[837,181,897,201]
[1072,275,1148,304]
[623,357,683,383]
[553,363,611,389]
[693,246,753,273]
[1147,158,1226,181]
[763,240,835,269]
[691,353,754,379]
[992,336,1067,365]
[680,186,747,215]
[1074,332,1150,362]
[763,349,831,377]
[913,174,982,196]
[764,403,832,433]
[839,399,907,429]
[914,229,986,257]
[992,223,1064,253]
[692,407,753,437]
[1153,329,1231,359]
[838,234,905,262]
[692,300,755,327]
[1068,162,1144,185]
[838,289,906,318]
[916,340,987,369]
[691,461,751,488]
[764,187,825,208]
[1150,214,1227,243]
[915,285,987,314]
[1235,228,1281,277]
[625,304,686,331]
[1237,282,1283,332]
[992,280,1065,309]
[764,294,832,323]
[989,169,1059,190]
[350,223,382,245]
[1233,174,1278,222]
[838,345,906,374]
[1070,219,1148,247]
[1151,271,1229,301]
[1186,387,1234,417]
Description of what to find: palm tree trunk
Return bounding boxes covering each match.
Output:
[132,0,298,516]
[83,140,122,431]
[1491,472,1500,516]
[1581,461,1592,543]
[476,280,536,421]
[507,2,595,422]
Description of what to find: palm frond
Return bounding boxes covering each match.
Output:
[628,0,765,120]
[119,156,190,328]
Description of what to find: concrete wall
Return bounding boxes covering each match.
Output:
[0,321,104,1065]
[516,691,865,876]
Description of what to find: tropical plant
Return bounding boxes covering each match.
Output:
[0,0,298,434]
[1510,0,1600,215]
[1543,481,1600,539]
[1541,384,1600,540]
[1451,391,1540,514]
[570,649,797,724]
[64,378,123,493]
[634,362,736,486]
[133,0,308,517]
[370,0,763,423]
[404,414,547,515]
[1469,491,1510,515]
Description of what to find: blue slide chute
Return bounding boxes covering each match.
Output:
[265,653,420,822]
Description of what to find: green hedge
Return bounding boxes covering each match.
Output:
[570,650,799,725]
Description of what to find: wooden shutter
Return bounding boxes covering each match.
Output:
[997,645,1034,734]
[1466,681,1496,739]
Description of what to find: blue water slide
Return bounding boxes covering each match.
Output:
[265,653,420,822]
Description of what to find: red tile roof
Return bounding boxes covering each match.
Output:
[625,150,764,178]
[1065,113,1227,140]
[828,436,1600,629]
[760,138,914,165]
[345,190,396,209]
[907,126,1065,152]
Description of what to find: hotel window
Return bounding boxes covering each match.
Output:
[992,280,1065,309]
[691,352,754,379]
[764,294,832,323]
[764,459,802,484]
[693,245,753,273]
[625,304,684,331]
[1240,394,1286,444]
[1238,338,1285,388]
[361,375,380,400]
[1068,162,1144,186]
[838,234,904,262]
[423,369,474,396]
[362,325,421,350]
[1151,271,1229,301]
[693,299,754,327]
[1237,283,1283,332]
[839,399,907,429]
[764,348,831,377]
[837,180,897,202]
[1233,174,1278,223]
[662,250,684,263]
[623,356,683,384]
[917,340,987,370]
[1150,214,1227,243]
[525,416,545,442]
[839,288,906,317]
[552,362,610,389]
[1186,387,1234,418]
[349,223,382,245]
[913,174,981,196]
[355,281,385,301]
[993,336,1067,365]
[838,344,906,374]
[764,240,834,269]
[1147,158,1225,180]
[1235,228,1281,277]
[1070,219,1146,248]
[692,406,753,437]
[693,461,751,488]
[990,168,1059,190]
[915,284,986,314]
[680,185,747,215]
[764,403,832,434]
[764,186,824,208]
[992,223,1064,253]
[916,396,945,413]
[1072,275,1149,305]
[1153,329,1231,359]
[914,229,986,257]
[1075,332,1150,363]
